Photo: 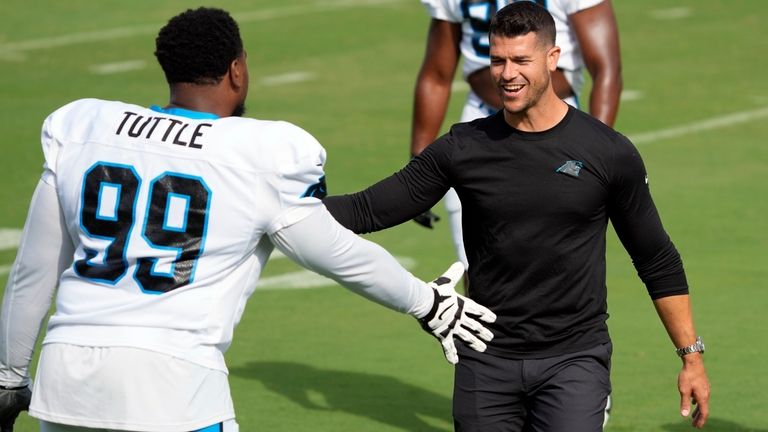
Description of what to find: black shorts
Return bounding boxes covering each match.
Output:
[453,342,612,432]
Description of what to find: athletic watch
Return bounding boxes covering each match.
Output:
[675,336,705,357]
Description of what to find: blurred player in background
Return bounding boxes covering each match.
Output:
[0,7,496,431]
[411,0,622,278]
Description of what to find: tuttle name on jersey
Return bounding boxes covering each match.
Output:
[115,111,212,149]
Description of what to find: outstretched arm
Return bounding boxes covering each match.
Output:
[653,295,710,429]
[411,18,461,157]
[270,205,433,317]
[569,0,622,126]
[324,140,452,234]
[269,205,494,364]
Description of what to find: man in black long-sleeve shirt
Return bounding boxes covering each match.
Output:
[325,2,710,431]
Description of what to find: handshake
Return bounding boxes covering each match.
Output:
[417,263,496,364]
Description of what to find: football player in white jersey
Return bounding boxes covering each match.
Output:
[0,8,497,432]
[410,0,622,272]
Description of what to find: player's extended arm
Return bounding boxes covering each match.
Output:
[0,179,74,429]
[653,295,710,429]
[269,205,495,364]
[411,18,461,157]
[324,146,451,234]
[569,0,622,127]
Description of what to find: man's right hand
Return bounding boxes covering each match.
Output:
[413,209,441,229]
[0,385,31,432]
[678,355,710,429]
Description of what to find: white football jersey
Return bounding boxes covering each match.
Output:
[421,0,604,77]
[40,98,327,372]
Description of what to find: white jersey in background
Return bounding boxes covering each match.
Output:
[1,98,434,431]
[421,0,604,112]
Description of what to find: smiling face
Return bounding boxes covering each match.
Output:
[489,31,560,116]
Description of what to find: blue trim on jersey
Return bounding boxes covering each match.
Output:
[95,182,121,222]
[163,192,191,232]
[468,2,490,21]
[477,102,498,117]
[468,2,492,59]
[194,423,223,432]
[150,105,219,120]
[301,175,327,199]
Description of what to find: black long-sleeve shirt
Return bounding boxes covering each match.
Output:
[325,106,687,358]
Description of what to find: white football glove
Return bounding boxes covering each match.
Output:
[418,262,496,364]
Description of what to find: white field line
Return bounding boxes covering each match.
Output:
[0,25,159,56]
[0,0,405,58]
[256,269,335,290]
[257,255,416,290]
[259,72,315,86]
[90,60,146,75]
[0,229,22,251]
[234,0,403,21]
[2,229,20,278]
[620,89,643,102]
[628,106,768,145]
[87,65,317,81]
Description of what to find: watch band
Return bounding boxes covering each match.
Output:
[675,336,705,357]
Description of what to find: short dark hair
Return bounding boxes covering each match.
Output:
[155,7,243,85]
[489,1,556,46]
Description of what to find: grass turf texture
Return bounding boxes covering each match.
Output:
[1,0,766,430]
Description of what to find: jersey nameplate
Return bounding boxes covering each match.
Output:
[115,111,212,149]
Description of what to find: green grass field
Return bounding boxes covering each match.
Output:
[1,0,767,430]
